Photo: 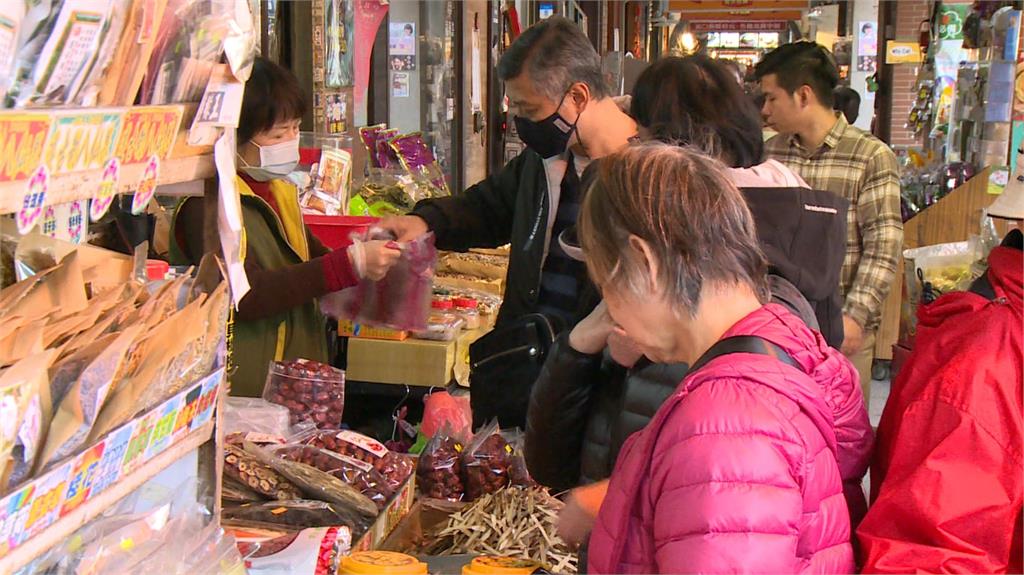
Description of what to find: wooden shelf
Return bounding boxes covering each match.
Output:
[0,421,214,575]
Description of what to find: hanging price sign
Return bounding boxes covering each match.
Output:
[68,200,85,244]
[130,155,159,215]
[17,165,49,234]
[90,157,121,221]
[41,206,57,238]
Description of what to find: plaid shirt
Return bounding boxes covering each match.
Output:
[765,114,903,331]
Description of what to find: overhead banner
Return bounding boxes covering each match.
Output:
[692,20,787,32]
[670,0,805,20]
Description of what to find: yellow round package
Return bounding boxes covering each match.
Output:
[338,551,428,575]
[461,556,542,575]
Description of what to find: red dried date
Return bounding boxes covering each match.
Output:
[461,432,512,501]
[302,430,413,493]
[263,359,345,429]
[417,433,464,501]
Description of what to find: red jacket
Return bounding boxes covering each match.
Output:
[858,243,1023,573]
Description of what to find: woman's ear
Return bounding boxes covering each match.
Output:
[628,234,659,292]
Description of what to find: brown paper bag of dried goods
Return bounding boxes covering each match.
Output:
[88,295,206,441]
[36,325,144,475]
[0,349,58,490]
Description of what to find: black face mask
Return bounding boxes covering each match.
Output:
[514,93,580,159]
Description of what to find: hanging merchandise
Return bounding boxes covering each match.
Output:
[0,3,25,104]
[325,0,354,87]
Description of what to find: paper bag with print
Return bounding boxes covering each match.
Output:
[0,350,58,491]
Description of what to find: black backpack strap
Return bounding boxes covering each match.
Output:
[689,335,802,375]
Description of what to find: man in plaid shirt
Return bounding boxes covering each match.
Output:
[756,42,903,406]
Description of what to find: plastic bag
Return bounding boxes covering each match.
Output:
[411,312,463,341]
[416,424,465,501]
[321,230,436,331]
[461,421,514,501]
[223,476,269,504]
[421,391,472,440]
[243,526,351,575]
[242,441,378,519]
[390,132,450,195]
[271,444,393,510]
[223,500,364,530]
[223,397,291,438]
[224,443,303,501]
[508,434,538,489]
[263,359,346,429]
[299,429,414,493]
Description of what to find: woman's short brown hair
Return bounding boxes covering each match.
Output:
[579,143,768,313]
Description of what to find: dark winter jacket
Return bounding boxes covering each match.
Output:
[526,160,850,490]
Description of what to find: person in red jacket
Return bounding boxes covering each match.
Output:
[858,227,1023,573]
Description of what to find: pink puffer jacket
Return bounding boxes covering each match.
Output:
[588,304,872,574]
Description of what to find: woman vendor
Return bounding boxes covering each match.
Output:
[170,57,400,396]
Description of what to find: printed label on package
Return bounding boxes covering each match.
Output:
[17,165,49,235]
[114,106,182,165]
[0,482,35,558]
[42,206,58,238]
[44,110,122,175]
[90,157,119,221]
[144,394,183,460]
[121,411,157,476]
[89,422,135,495]
[0,114,52,183]
[335,430,388,457]
[172,382,206,440]
[23,461,71,541]
[130,155,159,215]
[60,441,105,518]
[192,370,223,432]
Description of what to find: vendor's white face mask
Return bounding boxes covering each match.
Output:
[239,138,300,181]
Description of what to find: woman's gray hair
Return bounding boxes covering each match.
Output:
[579,143,768,314]
[497,16,607,101]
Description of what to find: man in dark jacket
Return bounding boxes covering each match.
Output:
[381,16,638,427]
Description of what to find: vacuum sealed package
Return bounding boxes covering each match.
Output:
[242,441,378,519]
[271,444,393,509]
[224,443,303,501]
[416,424,465,502]
[223,500,363,530]
[321,230,436,331]
[390,132,450,195]
[302,148,353,215]
[262,359,345,429]
[299,429,414,493]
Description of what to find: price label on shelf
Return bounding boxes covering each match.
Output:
[41,206,57,238]
[90,157,120,221]
[0,113,51,183]
[16,165,48,235]
[115,106,181,165]
[130,155,159,215]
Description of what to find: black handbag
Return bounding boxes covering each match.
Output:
[468,313,561,429]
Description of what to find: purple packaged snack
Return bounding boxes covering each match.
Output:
[390,133,449,194]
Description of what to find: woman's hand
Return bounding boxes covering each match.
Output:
[568,301,615,355]
[349,240,401,281]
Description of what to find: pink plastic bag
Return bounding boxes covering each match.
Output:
[321,230,435,331]
[421,392,472,440]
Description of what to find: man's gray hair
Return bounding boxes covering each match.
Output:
[497,16,607,101]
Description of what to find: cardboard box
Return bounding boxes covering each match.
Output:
[354,471,417,551]
[346,328,489,387]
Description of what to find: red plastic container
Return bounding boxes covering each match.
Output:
[146,260,169,281]
[303,215,380,250]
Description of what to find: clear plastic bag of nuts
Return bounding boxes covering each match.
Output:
[269,443,394,510]
[262,359,345,429]
[296,429,414,493]
[416,423,465,502]
[460,420,514,501]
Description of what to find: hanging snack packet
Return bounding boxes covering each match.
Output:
[390,132,450,195]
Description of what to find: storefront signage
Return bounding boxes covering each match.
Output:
[0,370,223,560]
[114,106,182,165]
[0,114,52,183]
[885,41,923,64]
[938,4,968,41]
[692,20,786,32]
[43,110,122,175]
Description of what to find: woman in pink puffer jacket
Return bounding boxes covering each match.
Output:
[578,143,872,574]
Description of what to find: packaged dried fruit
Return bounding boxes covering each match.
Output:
[461,421,513,501]
[271,444,393,509]
[416,424,464,501]
[223,444,302,501]
[300,429,414,493]
[263,359,346,429]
